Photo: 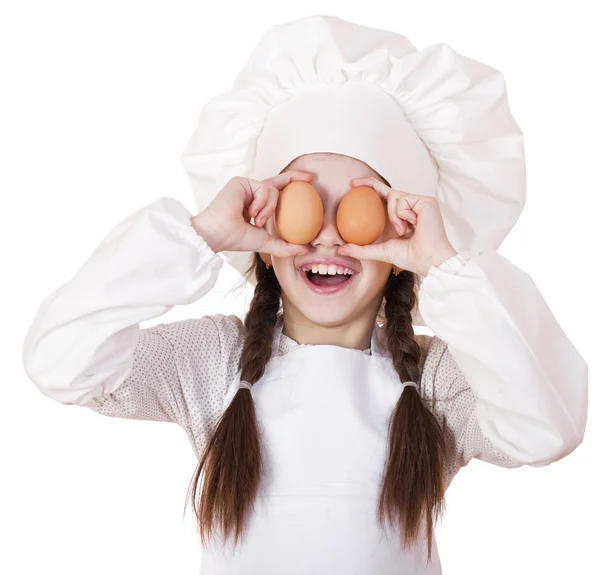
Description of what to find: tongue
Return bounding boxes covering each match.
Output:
[309,273,349,286]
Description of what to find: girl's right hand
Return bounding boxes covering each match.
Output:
[191,172,313,257]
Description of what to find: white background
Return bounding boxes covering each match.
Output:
[2,1,598,573]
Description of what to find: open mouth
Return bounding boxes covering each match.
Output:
[297,265,357,294]
[306,270,351,287]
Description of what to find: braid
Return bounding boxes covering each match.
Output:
[378,269,446,562]
[239,257,281,384]
[185,255,446,560]
[185,254,281,550]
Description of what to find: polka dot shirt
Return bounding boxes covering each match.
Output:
[85,312,521,491]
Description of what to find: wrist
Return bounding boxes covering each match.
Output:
[190,212,225,254]
[420,244,458,277]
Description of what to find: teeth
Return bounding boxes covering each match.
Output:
[300,264,355,275]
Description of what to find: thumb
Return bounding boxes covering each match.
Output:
[246,225,307,258]
[262,235,309,259]
[339,239,405,264]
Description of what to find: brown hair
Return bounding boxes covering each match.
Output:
[184,253,447,561]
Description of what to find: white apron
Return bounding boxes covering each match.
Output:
[199,321,442,574]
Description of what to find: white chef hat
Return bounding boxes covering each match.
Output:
[180,14,526,326]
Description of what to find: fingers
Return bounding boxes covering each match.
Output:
[264,170,313,190]
[352,177,421,240]
[262,235,309,259]
[243,219,308,258]
[352,177,417,237]
[350,176,392,200]
[396,194,418,226]
[249,171,315,254]
[246,184,273,220]
[338,241,394,264]
[242,205,250,223]
[244,171,313,224]
[390,194,417,237]
[386,192,407,236]
[351,176,429,218]
[254,185,279,228]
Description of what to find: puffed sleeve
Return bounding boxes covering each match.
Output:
[22,197,243,453]
[416,248,588,485]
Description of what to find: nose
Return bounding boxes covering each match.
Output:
[310,202,344,249]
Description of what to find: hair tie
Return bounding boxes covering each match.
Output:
[238,380,253,391]
[403,381,418,389]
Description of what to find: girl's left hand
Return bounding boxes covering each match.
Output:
[338,177,458,277]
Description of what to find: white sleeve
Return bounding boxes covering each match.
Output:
[416,248,588,480]
[22,197,241,451]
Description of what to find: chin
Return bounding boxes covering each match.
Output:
[292,300,359,327]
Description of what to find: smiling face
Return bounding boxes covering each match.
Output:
[261,152,398,334]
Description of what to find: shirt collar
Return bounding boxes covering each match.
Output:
[273,313,388,358]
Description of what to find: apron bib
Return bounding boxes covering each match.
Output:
[199,324,442,574]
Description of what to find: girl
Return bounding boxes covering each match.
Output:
[22,15,588,575]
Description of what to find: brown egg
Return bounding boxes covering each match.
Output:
[275,181,324,244]
[336,186,386,245]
